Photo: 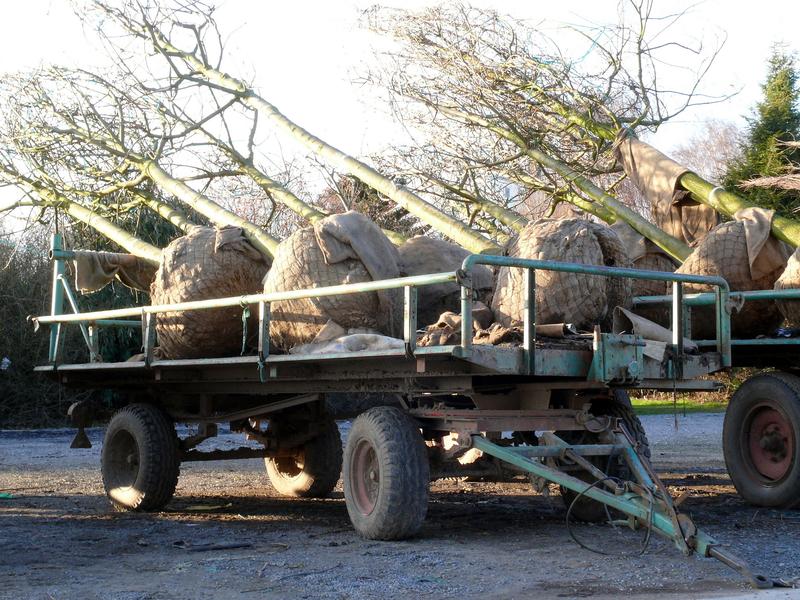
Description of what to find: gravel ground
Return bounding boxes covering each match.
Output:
[1,413,799,600]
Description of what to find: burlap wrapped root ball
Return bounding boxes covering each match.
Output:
[676,221,785,338]
[263,211,403,352]
[630,252,679,326]
[492,218,632,331]
[775,247,800,325]
[398,235,495,327]
[150,226,270,359]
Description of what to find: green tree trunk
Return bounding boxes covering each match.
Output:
[141,161,279,258]
[134,190,195,233]
[438,107,691,261]
[146,32,498,254]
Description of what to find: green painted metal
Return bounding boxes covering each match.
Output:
[502,444,623,458]
[461,254,732,368]
[37,244,738,378]
[48,234,65,363]
[470,434,694,553]
[49,249,77,261]
[587,333,645,384]
[34,271,460,325]
[462,255,730,288]
[635,288,800,307]
[533,348,592,376]
[57,274,93,354]
[694,338,800,346]
[96,319,140,327]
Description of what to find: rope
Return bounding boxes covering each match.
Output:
[565,472,657,557]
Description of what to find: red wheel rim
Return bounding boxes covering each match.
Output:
[747,405,794,481]
[351,439,379,515]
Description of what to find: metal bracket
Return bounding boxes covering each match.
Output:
[142,312,157,366]
[587,331,645,384]
[403,285,417,358]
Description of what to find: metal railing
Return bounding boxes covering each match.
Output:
[633,287,800,346]
[36,235,734,371]
[461,255,732,370]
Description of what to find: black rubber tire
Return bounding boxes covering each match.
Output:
[723,371,800,508]
[343,406,429,540]
[101,403,180,512]
[561,390,651,522]
[265,420,343,498]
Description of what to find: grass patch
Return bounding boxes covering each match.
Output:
[627,368,758,415]
[631,396,727,415]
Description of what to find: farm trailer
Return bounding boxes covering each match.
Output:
[31,233,796,588]
[635,288,800,510]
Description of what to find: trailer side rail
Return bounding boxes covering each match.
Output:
[35,235,733,374]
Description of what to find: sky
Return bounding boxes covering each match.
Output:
[0,0,799,194]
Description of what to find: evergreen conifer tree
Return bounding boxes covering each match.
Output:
[725,46,800,215]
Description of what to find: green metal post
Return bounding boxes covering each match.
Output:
[671,281,684,379]
[48,234,65,363]
[523,269,536,375]
[258,301,270,364]
[460,277,473,357]
[716,287,732,368]
[404,286,417,356]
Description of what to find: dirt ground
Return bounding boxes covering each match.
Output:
[1,413,799,600]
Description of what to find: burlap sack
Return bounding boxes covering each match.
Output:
[614,133,718,245]
[676,221,785,338]
[610,221,678,298]
[151,226,269,359]
[628,252,678,327]
[775,247,800,325]
[263,212,402,352]
[398,236,495,327]
[72,251,157,293]
[492,219,632,331]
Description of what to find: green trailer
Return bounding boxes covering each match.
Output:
[635,289,800,509]
[32,235,798,588]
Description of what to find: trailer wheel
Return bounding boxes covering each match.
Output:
[343,407,429,540]
[723,371,800,508]
[560,390,651,522]
[265,419,342,498]
[101,403,180,512]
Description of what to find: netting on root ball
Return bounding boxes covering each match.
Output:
[150,226,270,359]
[631,252,679,326]
[676,221,785,338]
[398,235,494,327]
[775,247,800,326]
[263,211,403,352]
[492,218,632,331]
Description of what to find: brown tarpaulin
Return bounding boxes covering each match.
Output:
[733,207,791,280]
[614,133,719,245]
[72,251,158,294]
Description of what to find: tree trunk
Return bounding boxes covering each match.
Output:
[135,190,195,233]
[533,108,800,249]
[525,147,691,262]
[141,161,279,258]
[439,108,691,262]
[679,172,800,248]
[31,189,162,264]
[147,32,499,254]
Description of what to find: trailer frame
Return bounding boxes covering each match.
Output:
[31,235,796,588]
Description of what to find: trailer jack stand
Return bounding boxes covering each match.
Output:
[466,432,786,589]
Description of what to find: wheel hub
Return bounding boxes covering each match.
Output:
[748,407,794,481]
[352,440,379,516]
[106,430,140,489]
